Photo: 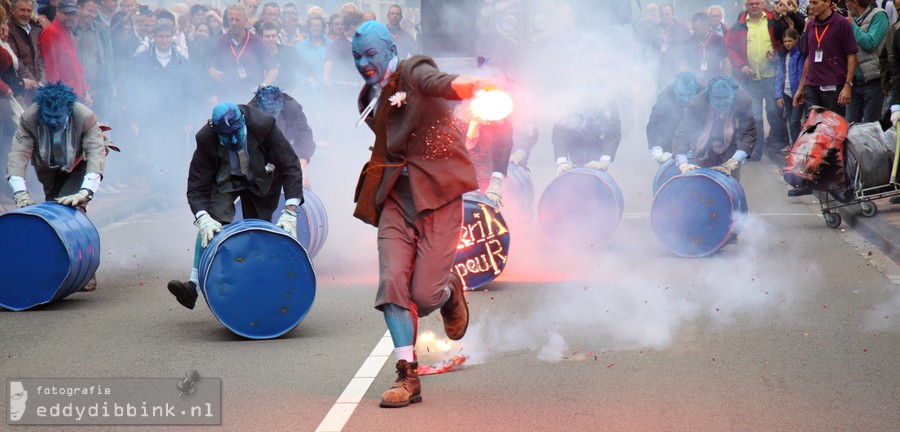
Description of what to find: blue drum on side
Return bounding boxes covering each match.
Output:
[651,169,748,257]
[198,219,316,339]
[0,203,100,311]
[537,168,624,247]
[235,187,328,258]
[653,159,681,195]
[453,192,511,291]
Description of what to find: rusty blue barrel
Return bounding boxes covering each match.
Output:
[234,187,328,258]
[198,219,316,339]
[537,168,624,247]
[653,159,681,195]
[0,203,100,311]
[502,163,535,222]
[453,191,511,291]
[651,169,748,257]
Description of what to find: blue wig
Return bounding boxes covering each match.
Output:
[34,81,78,112]
[253,85,284,116]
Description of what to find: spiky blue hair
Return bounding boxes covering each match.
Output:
[33,81,78,111]
[253,85,283,114]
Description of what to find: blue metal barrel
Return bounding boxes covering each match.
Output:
[653,159,681,195]
[198,219,316,339]
[651,169,748,257]
[234,187,328,258]
[537,168,624,247]
[453,191,511,291]
[502,163,535,222]
[0,203,100,311]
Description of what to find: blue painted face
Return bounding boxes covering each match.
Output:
[40,104,73,132]
[708,77,736,114]
[211,103,247,150]
[673,74,698,108]
[217,124,246,150]
[352,32,395,86]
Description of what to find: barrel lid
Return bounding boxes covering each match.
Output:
[199,220,316,339]
[651,169,747,257]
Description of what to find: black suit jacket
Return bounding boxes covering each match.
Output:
[187,105,304,215]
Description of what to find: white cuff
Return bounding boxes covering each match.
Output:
[674,154,688,165]
[600,155,611,162]
[285,198,301,207]
[555,157,569,165]
[491,171,504,179]
[8,175,26,193]
[732,150,748,163]
[194,210,209,220]
[80,172,101,193]
[892,104,900,113]
[650,146,663,158]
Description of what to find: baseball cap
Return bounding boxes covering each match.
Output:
[57,0,77,13]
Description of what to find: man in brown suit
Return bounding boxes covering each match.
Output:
[8,0,44,106]
[352,21,492,408]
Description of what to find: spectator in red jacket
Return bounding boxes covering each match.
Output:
[38,0,91,106]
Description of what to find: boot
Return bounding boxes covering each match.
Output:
[380,360,421,408]
[787,186,812,197]
[167,280,198,310]
[79,275,97,292]
[440,273,469,341]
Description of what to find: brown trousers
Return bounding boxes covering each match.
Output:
[375,180,462,316]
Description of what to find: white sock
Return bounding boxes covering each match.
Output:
[189,268,199,287]
[394,345,415,362]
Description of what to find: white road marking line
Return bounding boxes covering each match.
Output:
[316,331,393,432]
[622,212,819,219]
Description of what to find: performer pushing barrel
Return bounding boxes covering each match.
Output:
[672,76,756,181]
[647,72,700,165]
[247,85,317,189]
[166,102,304,310]
[553,100,621,175]
[351,20,494,408]
[6,82,107,291]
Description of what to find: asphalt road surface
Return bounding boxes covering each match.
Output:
[2,125,899,432]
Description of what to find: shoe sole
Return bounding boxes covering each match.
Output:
[379,395,422,408]
[167,282,197,310]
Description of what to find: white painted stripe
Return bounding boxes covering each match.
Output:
[315,330,394,432]
[622,212,819,218]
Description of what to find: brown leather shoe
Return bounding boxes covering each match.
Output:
[380,360,421,408]
[440,273,469,341]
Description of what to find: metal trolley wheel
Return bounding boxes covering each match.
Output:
[824,212,842,229]
[859,201,877,217]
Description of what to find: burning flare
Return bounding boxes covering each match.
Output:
[469,89,514,122]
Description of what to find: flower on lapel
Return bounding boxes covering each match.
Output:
[389,91,407,108]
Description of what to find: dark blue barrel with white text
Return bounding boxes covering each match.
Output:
[537,168,624,247]
[453,191,511,291]
[198,219,316,339]
[0,203,100,310]
[651,169,748,257]
[235,187,328,258]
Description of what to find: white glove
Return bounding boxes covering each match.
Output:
[584,159,610,171]
[55,188,93,207]
[484,176,503,207]
[276,208,298,239]
[678,162,701,174]
[556,161,573,176]
[194,212,223,248]
[710,158,741,176]
[650,146,672,164]
[14,190,35,208]
[509,149,527,166]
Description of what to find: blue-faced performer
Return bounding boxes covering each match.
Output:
[351,21,498,408]
[6,81,107,291]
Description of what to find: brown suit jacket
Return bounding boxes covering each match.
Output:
[8,21,43,83]
[357,55,477,216]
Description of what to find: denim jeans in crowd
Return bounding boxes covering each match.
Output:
[781,94,804,147]
[845,79,885,124]
[742,76,786,160]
